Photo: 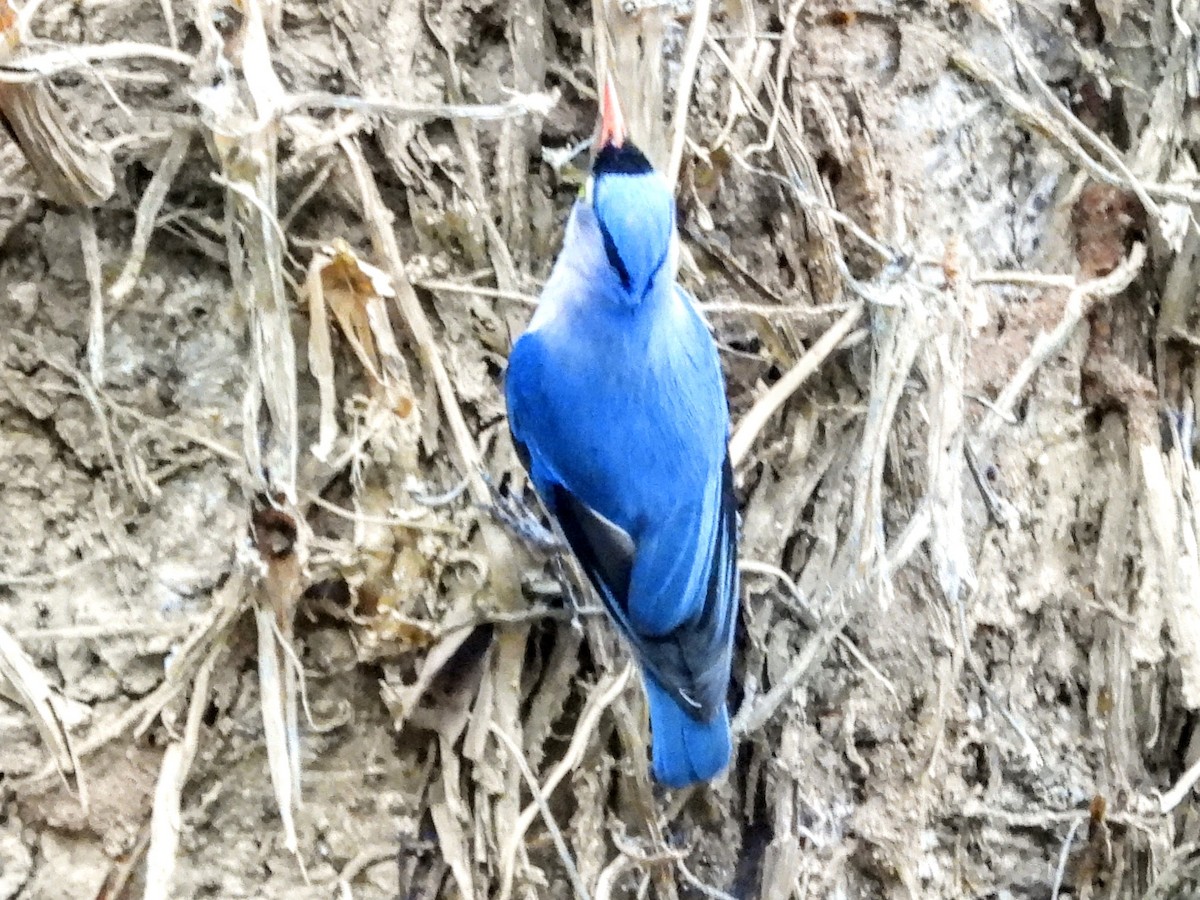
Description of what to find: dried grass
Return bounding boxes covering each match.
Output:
[0,623,87,809]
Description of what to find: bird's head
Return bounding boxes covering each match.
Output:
[576,77,675,305]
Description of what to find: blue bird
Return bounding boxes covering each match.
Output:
[504,79,739,787]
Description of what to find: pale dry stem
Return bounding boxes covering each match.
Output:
[1050,816,1086,900]
[0,40,194,79]
[282,89,556,121]
[0,552,114,588]
[0,623,88,810]
[255,604,300,854]
[729,302,865,466]
[952,50,1200,207]
[143,643,220,900]
[110,129,192,302]
[665,0,710,188]
[498,665,633,900]
[78,208,104,383]
[492,722,592,900]
[978,243,1148,443]
[13,618,200,642]
[1139,429,1200,711]
[340,138,488,498]
[195,0,298,502]
[980,6,1175,230]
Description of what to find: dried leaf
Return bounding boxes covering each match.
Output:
[0,1,114,207]
[429,774,475,899]
[305,240,419,461]
[255,605,300,853]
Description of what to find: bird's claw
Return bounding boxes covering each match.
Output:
[547,552,593,626]
[484,478,565,556]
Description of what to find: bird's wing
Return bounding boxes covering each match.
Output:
[506,333,638,628]
[550,454,738,721]
[505,334,638,634]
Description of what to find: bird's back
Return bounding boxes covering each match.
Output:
[509,280,727,537]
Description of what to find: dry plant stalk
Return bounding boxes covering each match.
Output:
[977,244,1148,442]
[143,646,220,900]
[190,0,308,858]
[249,494,306,857]
[0,0,114,206]
[1138,435,1200,710]
[0,623,88,810]
[491,723,592,900]
[111,130,192,301]
[497,665,633,900]
[665,0,711,187]
[924,278,973,606]
[838,292,925,608]
[729,302,864,465]
[951,49,1198,210]
[77,209,107,384]
[254,606,301,853]
[194,0,297,502]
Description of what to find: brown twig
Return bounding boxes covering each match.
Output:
[491,723,592,900]
[340,138,488,500]
[498,665,633,900]
[977,243,1147,442]
[729,303,864,465]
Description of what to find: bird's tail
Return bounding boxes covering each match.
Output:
[644,677,731,788]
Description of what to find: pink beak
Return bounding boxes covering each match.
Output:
[598,74,626,149]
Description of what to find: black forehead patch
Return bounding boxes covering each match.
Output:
[593,142,654,176]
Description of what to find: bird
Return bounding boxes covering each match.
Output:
[504,76,739,788]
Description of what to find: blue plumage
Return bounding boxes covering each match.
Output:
[504,87,739,788]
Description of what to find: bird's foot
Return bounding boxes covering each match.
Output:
[548,552,597,629]
[483,475,565,556]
